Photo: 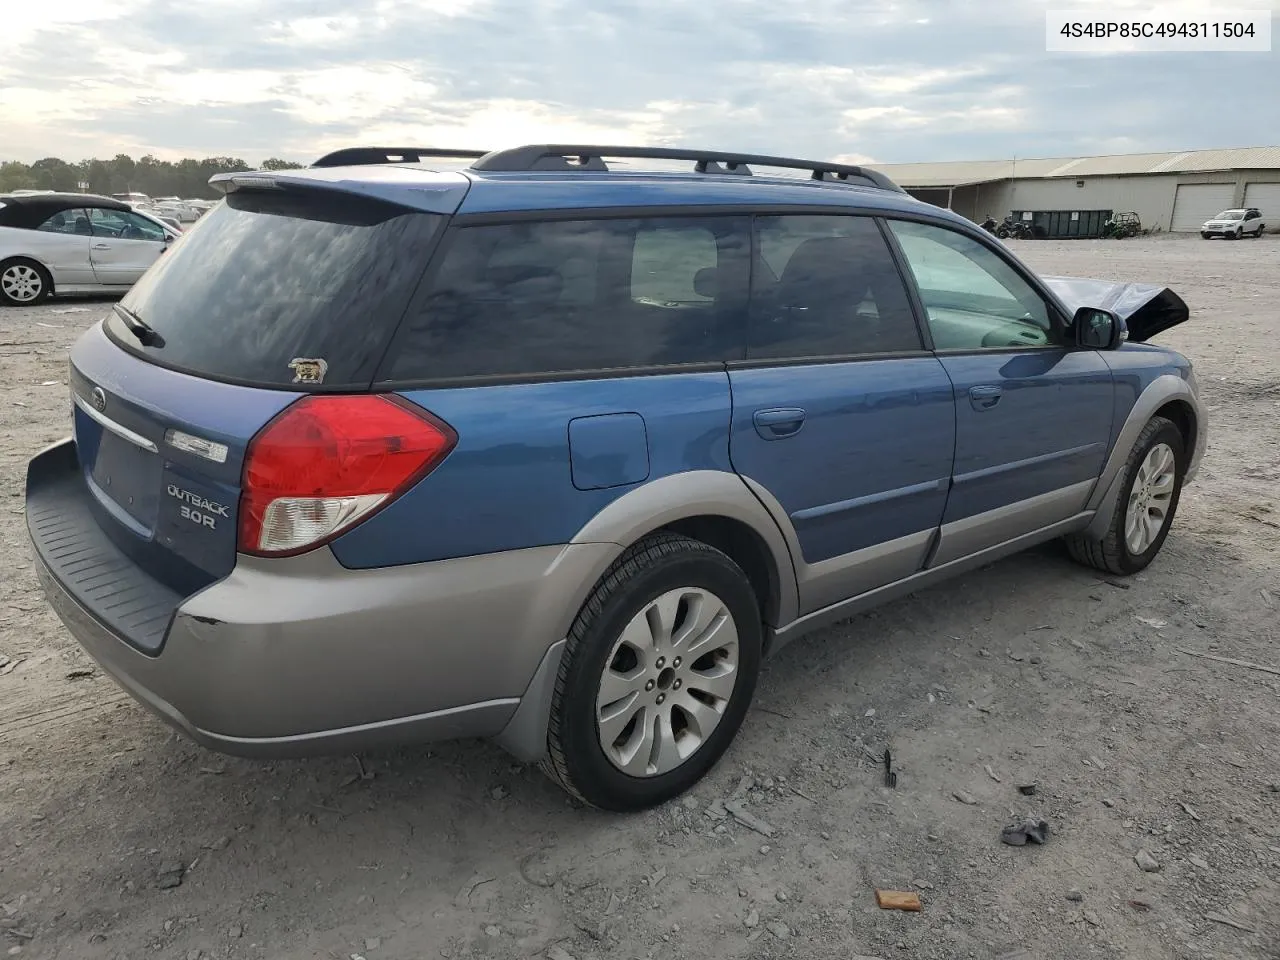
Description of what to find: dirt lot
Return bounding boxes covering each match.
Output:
[1,235,1278,960]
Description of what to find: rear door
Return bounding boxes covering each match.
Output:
[727,214,955,614]
[885,219,1114,566]
[87,208,169,284]
[66,186,447,599]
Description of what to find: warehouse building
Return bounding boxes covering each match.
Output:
[867,146,1280,235]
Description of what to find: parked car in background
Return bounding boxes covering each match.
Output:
[25,145,1206,812]
[148,198,202,223]
[1201,207,1266,239]
[0,192,179,305]
[111,192,152,207]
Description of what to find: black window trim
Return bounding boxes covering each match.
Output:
[369,202,1094,391]
[878,213,1078,356]
[377,204,958,388]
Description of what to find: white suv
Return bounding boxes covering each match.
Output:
[1201,207,1266,239]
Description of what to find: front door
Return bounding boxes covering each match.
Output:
[26,206,96,286]
[727,214,956,614]
[87,208,168,284]
[886,219,1115,566]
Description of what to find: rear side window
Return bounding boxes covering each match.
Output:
[106,191,444,388]
[749,215,923,359]
[382,216,750,381]
[36,209,90,234]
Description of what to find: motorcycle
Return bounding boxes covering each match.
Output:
[980,215,999,234]
[995,215,1034,240]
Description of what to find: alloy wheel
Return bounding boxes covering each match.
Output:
[596,586,739,777]
[1,264,43,303]
[1125,442,1177,554]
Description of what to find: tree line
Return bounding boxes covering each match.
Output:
[0,155,306,199]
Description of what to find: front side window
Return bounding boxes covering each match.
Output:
[89,208,166,242]
[887,220,1057,350]
[749,215,923,359]
[36,208,91,235]
[383,216,750,381]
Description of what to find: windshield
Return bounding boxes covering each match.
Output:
[104,189,444,389]
[1215,210,1245,219]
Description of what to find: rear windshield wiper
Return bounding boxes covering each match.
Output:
[112,304,164,347]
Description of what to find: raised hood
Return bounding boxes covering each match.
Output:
[1041,276,1189,344]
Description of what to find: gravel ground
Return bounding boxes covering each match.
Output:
[1,235,1278,960]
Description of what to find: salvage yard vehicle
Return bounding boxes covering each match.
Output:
[1201,207,1266,239]
[0,192,180,305]
[1103,211,1143,239]
[25,144,1206,812]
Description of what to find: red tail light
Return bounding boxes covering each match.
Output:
[238,395,456,557]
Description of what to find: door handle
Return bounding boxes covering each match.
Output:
[968,385,1003,411]
[92,243,110,250]
[753,407,806,440]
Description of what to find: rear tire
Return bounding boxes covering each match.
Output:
[543,533,762,811]
[1065,416,1186,576]
[0,258,52,306]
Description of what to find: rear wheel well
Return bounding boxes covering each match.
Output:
[658,515,781,630]
[1153,399,1196,459]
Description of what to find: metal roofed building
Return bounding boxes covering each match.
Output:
[866,146,1280,234]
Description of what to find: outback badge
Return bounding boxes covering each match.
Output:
[288,358,329,385]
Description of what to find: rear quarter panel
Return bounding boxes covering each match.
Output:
[329,372,735,568]
[0,224,93,286]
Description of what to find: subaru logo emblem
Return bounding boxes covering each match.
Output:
[91,387,107,412]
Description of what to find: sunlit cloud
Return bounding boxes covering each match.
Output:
[1,0,1276,165]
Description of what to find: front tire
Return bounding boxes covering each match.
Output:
[1229,228,1242,240]
[1201,232,1212,240]
[0,258,52,306]
[544,533,763,811]
[1065,416,1186,576]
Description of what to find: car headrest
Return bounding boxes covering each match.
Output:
[692,267,718,299]
[779,237,873,301]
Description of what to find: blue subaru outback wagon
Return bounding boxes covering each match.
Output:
[26,144,1206,811]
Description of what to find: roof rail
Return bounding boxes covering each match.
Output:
[311,147,489,168]
[469,144,904,192]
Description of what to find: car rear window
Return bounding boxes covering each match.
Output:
[105,189,444,389]
[379,216,751,382]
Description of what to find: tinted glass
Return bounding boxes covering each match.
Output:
[887,220,1056,350]
[383,216,750,381]
[749,215,922,359]
[107,191,443,388]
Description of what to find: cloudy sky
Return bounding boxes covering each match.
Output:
[2,0,1277,166]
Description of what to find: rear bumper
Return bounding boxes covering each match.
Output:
[27,439,613,758]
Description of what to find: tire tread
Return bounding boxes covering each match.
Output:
[1065,416,1180,575]
[542,532,732,806]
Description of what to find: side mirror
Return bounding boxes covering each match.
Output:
[1072,306,1125,350]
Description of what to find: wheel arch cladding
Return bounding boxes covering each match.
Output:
[1084,374,1201,540]
[569,470,799,630]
